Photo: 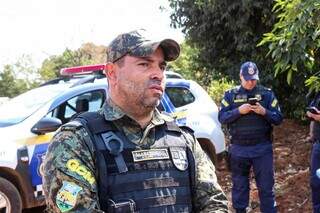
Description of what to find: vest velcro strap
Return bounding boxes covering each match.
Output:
[107,160,175,174]
[135,195,192,209]
[109,177,189,195]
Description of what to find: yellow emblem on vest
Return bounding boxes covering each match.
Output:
[66,159,95,185]
[132,149,170,162]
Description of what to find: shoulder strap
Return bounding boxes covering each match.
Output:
[73,112,110,210]
[76,111,116,134]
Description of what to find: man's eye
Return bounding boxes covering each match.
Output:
[138,63,149,67]
[160,65,166,71]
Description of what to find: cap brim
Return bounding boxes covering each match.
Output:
[243,74,259,81]
[158,39,180,61]
[130,39,180,62]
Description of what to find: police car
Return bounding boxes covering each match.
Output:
[0,64,225,212]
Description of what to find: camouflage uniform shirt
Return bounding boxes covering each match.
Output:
[42,100,228,212]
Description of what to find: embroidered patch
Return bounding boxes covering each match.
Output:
[132,149,169,162]
[170,147,188,171]
[221,99,229,107]
[248,67,255,75]
[271,99,278,107]
[56,181,82,212]
[234,98,247,103]
[66,159,95,185]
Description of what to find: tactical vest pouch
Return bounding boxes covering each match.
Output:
[108,199,136,213]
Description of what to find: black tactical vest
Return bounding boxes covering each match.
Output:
[75,112,195,213]
[229,86,272,145]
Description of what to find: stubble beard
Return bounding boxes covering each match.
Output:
[119,81,162,117]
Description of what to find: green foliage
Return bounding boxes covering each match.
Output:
[207,78,235,103]
[0,55,40,97]
[168,0,276,81]
[259,0,320,86]
[0,65,28,97]
[39,43,107,80]
[169,41,214,85]
[257,0,320,119]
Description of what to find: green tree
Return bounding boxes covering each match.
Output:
[39,43,107,80]
[259,0,320,85]
[0,65,28,97]
[169,41,209,84]
[258,0,320,119]
[168,0,276,81]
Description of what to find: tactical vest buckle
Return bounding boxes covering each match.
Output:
[108,198,136,213]
[101,132,124,155]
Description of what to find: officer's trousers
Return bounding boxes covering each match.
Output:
[311,143,320,213]
[230,152,277,213]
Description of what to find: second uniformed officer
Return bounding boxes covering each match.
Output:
[219,61,283,213]
[42,29,228,212]
[306,92,320,212]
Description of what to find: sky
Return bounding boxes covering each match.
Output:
[0,0,184,68]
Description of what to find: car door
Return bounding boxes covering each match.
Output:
[29,89,105,188]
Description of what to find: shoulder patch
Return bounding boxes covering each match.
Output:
[221,99,229,107]
[66,159,95,185]
[271,99,278,108]
[56,181,82,212]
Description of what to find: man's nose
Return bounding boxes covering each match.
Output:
[151,66,164,80]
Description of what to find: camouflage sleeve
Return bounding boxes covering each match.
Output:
[181,130,229,213]
[42,127,103,213]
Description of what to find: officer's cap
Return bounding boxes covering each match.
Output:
[240,61,259,81]
[107,29,180,63]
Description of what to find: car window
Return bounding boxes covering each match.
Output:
[165,87,195,108]
[48,90,105,123]
[0,84,69,127]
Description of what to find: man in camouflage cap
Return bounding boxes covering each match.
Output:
[42,29,228,212]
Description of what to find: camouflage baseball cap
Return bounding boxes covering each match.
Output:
[107,29,180,63]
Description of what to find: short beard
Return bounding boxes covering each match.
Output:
[117,81,162,117]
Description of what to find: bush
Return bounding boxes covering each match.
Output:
[207,78,235,104]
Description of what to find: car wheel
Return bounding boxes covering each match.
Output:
[0,177,22,213]
[197,138,217,165]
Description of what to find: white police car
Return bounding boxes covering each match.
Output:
[0,64,225,212]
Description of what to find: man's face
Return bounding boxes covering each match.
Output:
[240,75,257,90]
[114,47,167,109]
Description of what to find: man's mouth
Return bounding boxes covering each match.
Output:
[149,85,163,93]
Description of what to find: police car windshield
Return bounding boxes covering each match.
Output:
[0,84,69,127]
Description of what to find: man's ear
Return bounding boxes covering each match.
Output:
[104,63,116,79]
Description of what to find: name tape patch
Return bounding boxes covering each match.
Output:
[132,149,169,162]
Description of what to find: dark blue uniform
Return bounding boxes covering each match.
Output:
[219,85,283,213]
[308,92,320,212]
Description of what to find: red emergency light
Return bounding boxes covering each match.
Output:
[60,64,106,76]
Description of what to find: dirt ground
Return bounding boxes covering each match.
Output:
[216,119,313,213]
